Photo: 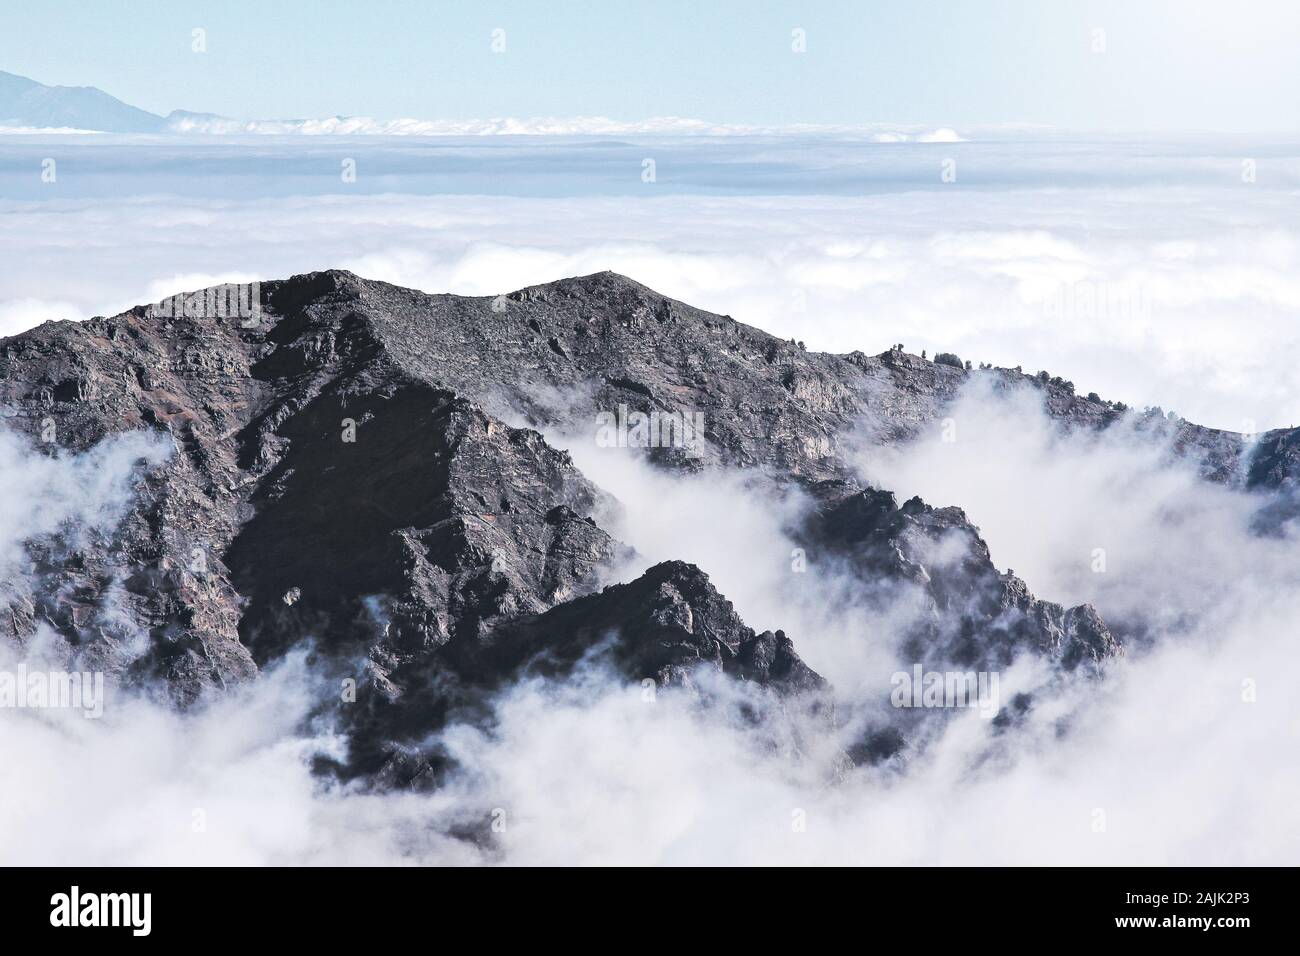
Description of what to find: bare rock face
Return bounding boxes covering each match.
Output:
[0,302,270,701]
[1244,428,1300,535]
[1248,428,1300,490]
[2,268,1282,784]
[223,380,622,672]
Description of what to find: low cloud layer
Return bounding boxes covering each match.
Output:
[3,377,1297,864]
[162,115,965,139]
[3,134,1297,430]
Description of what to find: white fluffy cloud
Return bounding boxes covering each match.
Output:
[3,169,1296,430]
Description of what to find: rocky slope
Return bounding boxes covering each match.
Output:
[797,482,1121,674]
[2,269,1286,782]
[280,269,1269,486]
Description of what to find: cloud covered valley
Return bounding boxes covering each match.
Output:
[2,131,1299,866]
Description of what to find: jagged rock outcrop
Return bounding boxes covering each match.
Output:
[475,560,826,693]
[798,482,1120,674]
[350,560,829,785]
[1244,428,1300,534]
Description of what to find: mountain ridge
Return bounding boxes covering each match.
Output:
[2,267,1290,785]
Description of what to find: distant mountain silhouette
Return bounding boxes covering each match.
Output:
[0,69,166,132]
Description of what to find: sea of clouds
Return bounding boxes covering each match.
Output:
[1,132,1298,864]
[2,133,1297,431]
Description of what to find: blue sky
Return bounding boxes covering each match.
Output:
[1,0,1297,131]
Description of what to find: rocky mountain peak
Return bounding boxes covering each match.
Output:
[2,269,1288,784]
